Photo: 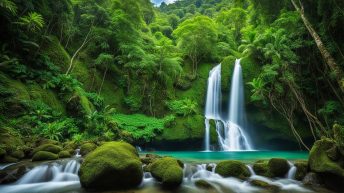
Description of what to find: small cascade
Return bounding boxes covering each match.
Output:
[16,159,80,184]
[204,60,252,151]
[247,165,256,176]
[74,149,81,158]
[287,161,297,179]
[136,146,143,152]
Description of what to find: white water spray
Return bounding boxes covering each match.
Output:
[204,59,252,151]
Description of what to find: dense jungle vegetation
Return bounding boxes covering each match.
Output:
[0,0,343,152]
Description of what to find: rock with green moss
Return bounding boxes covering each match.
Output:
[253,160,269,177]
[32,151,58,161]
[215,160,250,179]
[140,153,162,165]
[11,150,24,159]
[78,142,143,190]
[195,180,216,192]
[33,144,62,155]
[150,157,184,188]
[58,151,71,158]
[333,124,344,156]
[37,139,60,146]
[268,158,290,177]
[309,138,344,192]
[0,155,18,163]
[80,143,97,156]
[250,179,280,192]
[294,160,308,181]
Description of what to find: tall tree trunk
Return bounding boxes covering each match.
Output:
[291,0,344,93]
[98,66,108,95]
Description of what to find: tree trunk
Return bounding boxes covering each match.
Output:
[291,0,344,93]
[98,66,108,95]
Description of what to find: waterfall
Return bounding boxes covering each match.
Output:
[287,161,297,179]
[204,59,253,151]
[204,64,222,151]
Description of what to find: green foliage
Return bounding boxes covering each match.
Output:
[166,98,198,116]
[16,12,45,32]
[35,118,78,141]
[111,114,173,142]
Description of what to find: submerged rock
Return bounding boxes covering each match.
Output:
[309,138,344,192]
[32,151,58,161]
[80,142,97,156]
[195,179,217,192]
[78,141,143,190]
[215,160,250,179]
[150,157,184,188]
[250,179,280,192]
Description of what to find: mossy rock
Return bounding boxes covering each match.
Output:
[37,139,60,146]
[150,157,183,188]
[195,179,215,190]
[140,153,161,165]
[253,160,269,177]
[250,179,280,192]
[0,155,18,163]
[67,87,95,117]
[32,151,58,161]
[333,124,344,156]
[215,160,250,179]
[80,143,97,156]
[11,150,24,159]
[294,160,308,181]
[78,142,143,190]
[58,151,71,158]
[63,141,78,150]
[0,148,6,158]
[33,144,62,155]
[309,138,344,191]
[0,127,25,153]
[268,158,290,177]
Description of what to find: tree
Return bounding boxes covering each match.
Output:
[173,16,218,76]
[291,0,344,94]
[95,53,114,94]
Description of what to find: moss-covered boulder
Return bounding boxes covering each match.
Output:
[80,142,97,156]
[294,160,308,181]
[78,142,143,190]
[309,138,344,192]
[32,151,58,161]
[268,158,290,177]
[11,150,24,159]
[150,157,184,188]
[333,124,344,156]
[0,155,18,163]
[250,179,280,192]
[253,160,269,177]
[195,180,216,192]
[37,139,60,146]
[253,158,290,178]
[33,144,62,155]
[215,160,250,179]
[58,151,71,158]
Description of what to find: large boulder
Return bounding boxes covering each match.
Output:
[78,142,143,190]
[253,158,290,178]
[268,158,290,177]
[32,151,58,161]
[215,160,250,179]
[150,157,184,188]
[309,138,344,192]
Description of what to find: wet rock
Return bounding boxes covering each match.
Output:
[250,179,280,192]
[253,160,269,177]
[268,158,290,177]
[195,179,216,192]
[32,151,58,161]
[294,160,308,181]
[1,155,18,163]
[33,144,62,155]
[215,160,250,179]
[302,172,322,186]
[58,151,71,158]
[11,150,25,159]
[79,142,143,190]
[150,157,183,188]
[80,142,97,156]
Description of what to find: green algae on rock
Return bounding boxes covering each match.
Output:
[215,160,250,179]
[78,141,143,190]
[150,157,184,188]
[32,151,58,161]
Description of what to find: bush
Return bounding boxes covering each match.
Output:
[166,98,198,116]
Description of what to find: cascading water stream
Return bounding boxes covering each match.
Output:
[204,59,252,151]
